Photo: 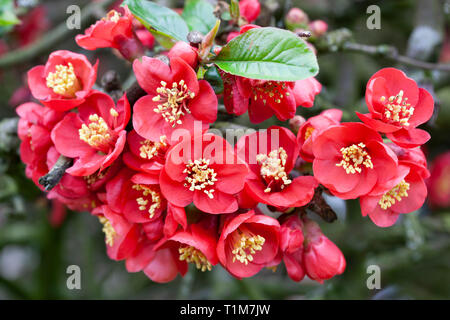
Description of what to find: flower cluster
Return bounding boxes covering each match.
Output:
[16,3,434,284]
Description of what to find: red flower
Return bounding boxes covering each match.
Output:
[428,151,450,208]
[239,0,261,23]
[14,5,50,47]
[156,217,219,273]
[278,215,305,282]
[236,126,318,210]
[298,109,342,162]
[360,145,429,227]
[16,102,65,186]
[27,50,98,111]
[75,6,133,50]
[312,122,399,199]
[360,163,427,227]
[51,91,130,176]
[125,240,188,283]
[226,73,321,124]
[132,56,217,143]
[93,205,141,261]
[357,68,434,148]
[160,133,249,214]
[302,218,346,283]
[123,129,169,177]
[167,41,198,69]
[217,210,280,278]
[106,168,166,223]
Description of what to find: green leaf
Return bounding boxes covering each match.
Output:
[181,0,217,36]
[123,0,189,43]
[230,0,240,21]
[214,27,319,81]
[204,65,224,94]
[0,0,19,26]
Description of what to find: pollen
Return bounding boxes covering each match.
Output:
[103,10,121,23]
[98,216,116,247]
[46,62,81,98]
[183,158,218,199]
[380,90,414,127]
[256,147,292,193]
[336,142,373,174]
[378,179,410,210]
[132,184,162,219]
[139,135,167,160]
[252,81,287,105]
[79,114,113,149]
[304,126,315,140]
[84,170,107,185]
[231,230,265,265]
[179,246,212,272]
[152,80,195,127]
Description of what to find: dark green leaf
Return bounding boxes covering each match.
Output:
[181,0,217,36]
[214,27,319,81]
[123,0,189,44]
[204,65,224,94]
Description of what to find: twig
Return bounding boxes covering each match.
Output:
[306,186,338,223]
[315,28,450,72]
[0,0,116,69]
[38,155,73,191]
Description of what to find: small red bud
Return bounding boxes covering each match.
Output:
[167,41,198,69]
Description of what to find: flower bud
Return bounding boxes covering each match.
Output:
[309,20,328,37]
[167,41,198,68]
[285,8,309,31]
[428,151,450,208]
[239,0,261,23]
[303,218,346,283]
[289,115,306,134]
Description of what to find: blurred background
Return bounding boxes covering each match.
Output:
[0,0,449,299]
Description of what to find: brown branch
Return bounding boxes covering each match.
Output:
[38,155,73,191]
[306,186,338,223]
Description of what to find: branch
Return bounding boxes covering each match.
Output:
[0,0,116,69]
[38,155,73,191]
[306,186,338,223]
[315,28,450,72]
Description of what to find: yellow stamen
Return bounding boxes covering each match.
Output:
[336,142,373,174]
[179,246,212,272]
[152,80,195,127]
[103,10,121,23]
[256,147,292,193]
[183,158,217,199]
[378,179,410,209]
[232,231,265,265]
[139,135,167,160]
[380,90,414,127]
[304,126,315,140]
[98,216,116,247]
[132,184,162,219]
[79,114,113,149]
[46,62,81,98]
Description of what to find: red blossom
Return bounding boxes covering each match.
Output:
[92,205,141,261]
[312,122,399,199]
[132,56,217,143]
[236,126,318,210]
[122,129,169,177]
[427,151,450,208]
[75,6,134,50]
[302,218,346,283]
[27,50,98,111]
[239,0,261,23]
[357,68,434,148]
[106,167,167,224]
[167,41,198,69]
[160,133,249,214]
[51,91,130,176]
[298,109,342,162]
[217,210,280,278]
